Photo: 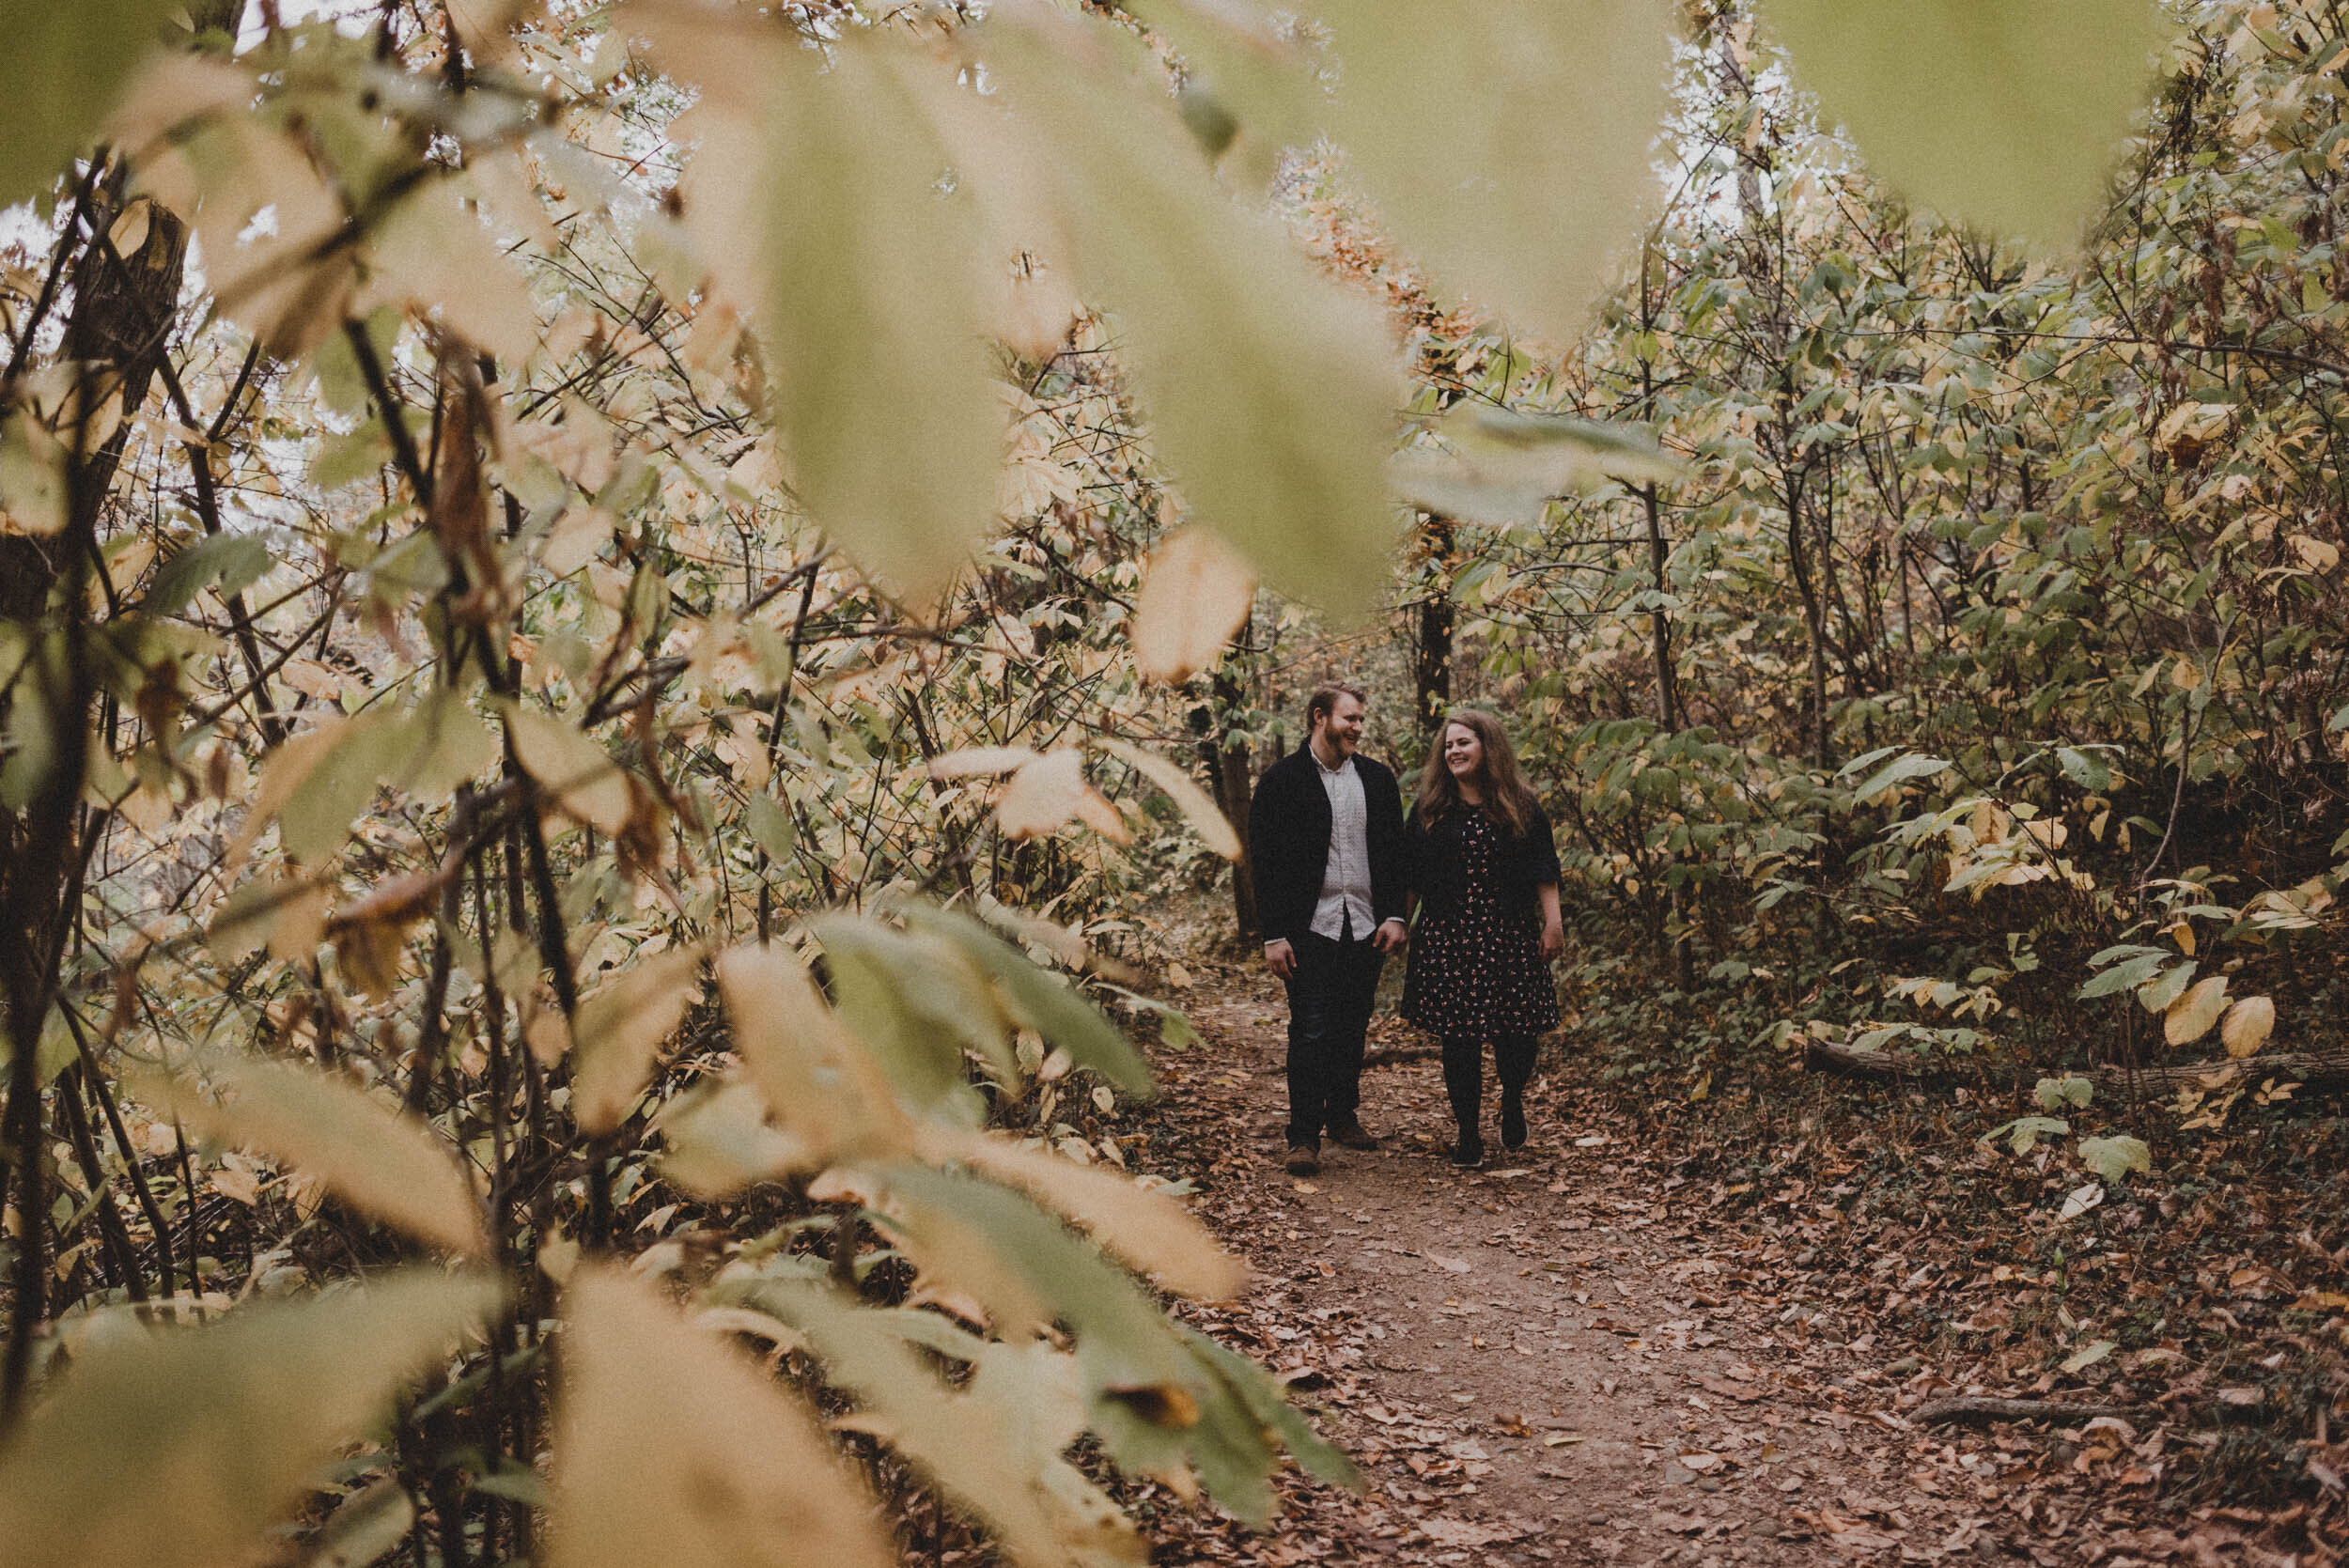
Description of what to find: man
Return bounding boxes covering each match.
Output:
[1247,683,1408,1176]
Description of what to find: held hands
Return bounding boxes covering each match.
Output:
[1372,919,1409,955]
[1540,920,1566,959]
[1264,939,1296,979]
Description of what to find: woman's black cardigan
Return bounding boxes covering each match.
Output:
[1406,800,1563,925]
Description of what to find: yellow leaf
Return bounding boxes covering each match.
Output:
[1314,0,1672,338]
[982,14,1404,616]
[1759,0,2165,249]
[506,704,636,836]
[648,16,1000,604]
[1073,786,1135,845]
[1130,526,1255,684]
[2165,973,2230,1048]
[570,947,706,1137]
[1096,737,1241,861]
[360,183,540,366]
[226,717,350,867]
[0,1270,498,1568]
[922,1126,1243,1300]
[547,1267,894,1568]
[1391,406,1684,528]
[2220,995,2275,1059]
[132,1049,486,1257]
[758,1281,1144,1566]
[651,1078,809,1200]
[712,944,910,1169]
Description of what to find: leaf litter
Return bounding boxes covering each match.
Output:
[1115,962,2346,1566]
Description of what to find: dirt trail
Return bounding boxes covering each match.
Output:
[1137,967,1965,1566]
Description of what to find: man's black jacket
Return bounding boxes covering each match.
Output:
[1247,746,1408,946]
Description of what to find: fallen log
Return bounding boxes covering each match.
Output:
[1804,1039,2349,1095]
[1912,1396,2148,1429]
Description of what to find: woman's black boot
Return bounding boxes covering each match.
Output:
[1449,1131,1486,1170]
[1500,1093,1527,1151]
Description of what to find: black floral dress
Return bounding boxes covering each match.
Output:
[1401,807,1563,1037]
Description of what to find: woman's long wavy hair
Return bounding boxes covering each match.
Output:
[1415,708,1538,836]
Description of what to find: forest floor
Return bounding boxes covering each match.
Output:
[1115,961,2347,1568]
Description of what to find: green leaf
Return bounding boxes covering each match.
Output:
[744,1281,1147,1565]
[895,903,1155,1096]
[1312,0,1674,338]
[1758,0,2165,248]
[2032,1075,2092,1113]
[985,13,1404,617]
[1982,1114,2068,1156]
[0,1270,498,1568]
[1845,752,1949,805]
[145,533,272,618]
[2078,951,2165,1000]
[2134,959,2196,1015]
[1,0,185,210]
[1391,407,1685,528]
[744,792,796,861]
[1176,1323,1361,1493]
[2077,1134,2152,1186]
[813,914,1003,1110]
[2055,746,2111,793]
[758,43,999,605]
[845,1163,1279,1508]
[277,712,408,866]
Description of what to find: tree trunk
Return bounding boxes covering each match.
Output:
[2,171,194,1425]
[1411,513,1457,727]
[1193,671,1258,943]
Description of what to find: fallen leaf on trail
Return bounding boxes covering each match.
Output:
[1420,1517,1522,1546]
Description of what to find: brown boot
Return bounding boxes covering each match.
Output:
[1327,1118,1380,1151]
[1283,1140,1321,1176]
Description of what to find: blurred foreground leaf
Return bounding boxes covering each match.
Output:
[1761,0,2164,247]
[548,1267,894,1568]
[0,1271,498,1568]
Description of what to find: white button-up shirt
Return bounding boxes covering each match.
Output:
[1310,750,1375,940]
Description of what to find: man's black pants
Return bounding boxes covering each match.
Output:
[1282,930,1384,1146]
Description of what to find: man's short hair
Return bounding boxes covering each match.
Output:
[1305,682,1366,729]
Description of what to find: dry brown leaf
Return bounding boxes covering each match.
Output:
[547,1267,894,1568]
[995,749,1087,838]
[1130,526,1254,684]
[132,1050,485,1257]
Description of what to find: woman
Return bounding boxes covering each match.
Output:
[1401,709,1564,1169]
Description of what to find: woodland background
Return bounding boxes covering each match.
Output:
[0,0,2345,1563]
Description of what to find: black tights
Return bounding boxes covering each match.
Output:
[1440,1033,1539,1139]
